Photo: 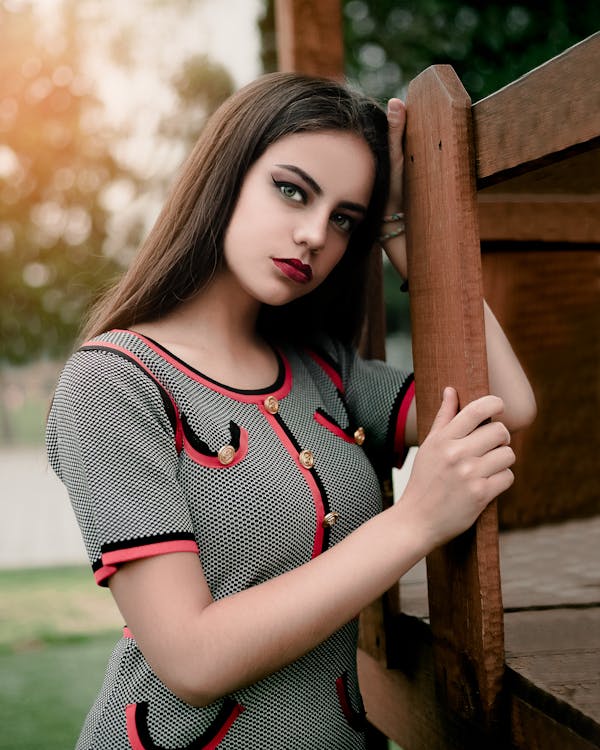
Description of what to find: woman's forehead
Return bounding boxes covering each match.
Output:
[257,130,375,203]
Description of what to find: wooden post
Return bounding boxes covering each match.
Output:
[404,66,505,730]
[275,0,344,80]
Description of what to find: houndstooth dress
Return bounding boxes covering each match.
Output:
[47,329,414,750]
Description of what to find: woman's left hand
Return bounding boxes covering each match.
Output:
[381,98,408,278]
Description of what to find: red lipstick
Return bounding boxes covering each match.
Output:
[272,258,313,284]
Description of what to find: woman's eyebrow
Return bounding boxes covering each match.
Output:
[276,164,322,194]
[275,163,367,214]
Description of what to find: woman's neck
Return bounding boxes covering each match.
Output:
[131,272,280,390]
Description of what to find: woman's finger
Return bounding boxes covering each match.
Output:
[445,395,505,439]
[459,420,511,458]
[387,98,405,206]
[477,445,516,479]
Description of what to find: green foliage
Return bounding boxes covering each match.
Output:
[0,2,235,367]
[343,0,600,100]
[0,3,123,365]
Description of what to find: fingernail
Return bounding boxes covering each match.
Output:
[387,99,402,122]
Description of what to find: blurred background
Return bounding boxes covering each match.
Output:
[0,0,598,747]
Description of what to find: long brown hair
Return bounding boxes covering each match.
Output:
[82,72,390,345]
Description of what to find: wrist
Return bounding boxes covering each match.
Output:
[378,211,405,243]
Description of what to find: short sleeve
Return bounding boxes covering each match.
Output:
[46,348,198,586]
[310,337,415,471]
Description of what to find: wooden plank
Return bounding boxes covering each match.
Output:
[358,629,495,750]
[499,518,600,611]
[509,694,599,750]
[274,0,344,80]
[481,248,600,527]
[404,64,504,729]
[359,630,600,750]
[473,33,600,187]
[505,608,600,733]
[478,196,600,243]
[399,517,600,617]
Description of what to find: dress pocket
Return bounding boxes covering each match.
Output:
[181,416,248,469]
[335,672,367,732]
[314,408,365,447]
[126,698,245,750]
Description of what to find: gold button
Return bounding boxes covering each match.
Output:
[322,511,340,528]
[354,427,366,446]
[298,449,315,469]
[264,396,279,414]
[218,445,235,465]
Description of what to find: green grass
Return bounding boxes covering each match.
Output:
[0,565,122,749]
[0,633,116,750]
[0,566,404,749]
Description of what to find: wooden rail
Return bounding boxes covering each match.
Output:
[473,32,600,186]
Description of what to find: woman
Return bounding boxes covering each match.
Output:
[47,72,535,749]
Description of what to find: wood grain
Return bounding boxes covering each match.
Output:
[275,0,344,80]
[473,33,600,186]
[481,248,600,527]
[405,64,504,729]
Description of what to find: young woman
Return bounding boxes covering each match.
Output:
[47,72,535,750]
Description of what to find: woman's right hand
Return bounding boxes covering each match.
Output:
[400,387,515,551]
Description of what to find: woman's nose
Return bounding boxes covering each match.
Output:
[292,210,328,253]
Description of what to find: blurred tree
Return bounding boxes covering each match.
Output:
[0,1,122,365]
[342,0,600,101]
[0,0,235,367]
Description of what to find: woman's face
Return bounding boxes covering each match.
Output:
[222,130,375,307]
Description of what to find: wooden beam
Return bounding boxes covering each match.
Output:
[358,624,493,750]
[473,33,600,187]
[358,640,599,750]
[274,0,344,80]
[478,195,600,243]
[404,65,504,730]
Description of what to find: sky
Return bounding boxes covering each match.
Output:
[31,0,265,125]
[24,0,266,251]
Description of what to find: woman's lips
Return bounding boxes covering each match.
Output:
[272,258,313,284]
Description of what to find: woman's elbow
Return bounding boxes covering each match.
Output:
[506,387,537,433]
[163,668,226,708]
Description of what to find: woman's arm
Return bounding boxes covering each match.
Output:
[382,99,536,446]
[110,389,514,707]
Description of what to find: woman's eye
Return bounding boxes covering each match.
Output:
[273,179,305,203]
[331,213,355,233]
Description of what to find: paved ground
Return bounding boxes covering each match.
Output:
[0,447,87,568]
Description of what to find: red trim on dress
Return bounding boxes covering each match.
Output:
[123,625,134,639]
[313,411,354,444]
[94,563,118,586]
[125,703,145,750]
[335,676,355,725]
[203,703,245,749]
[259,405,325,558]
[394,379,415,466]
[335,674,366,731]
[103,539,199,566]
[109,330,293,404]
[183,427,249,468]
[306,350,344,392]
[81,340,184,454]
[94,540,199,585]
[126,701,245,750]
